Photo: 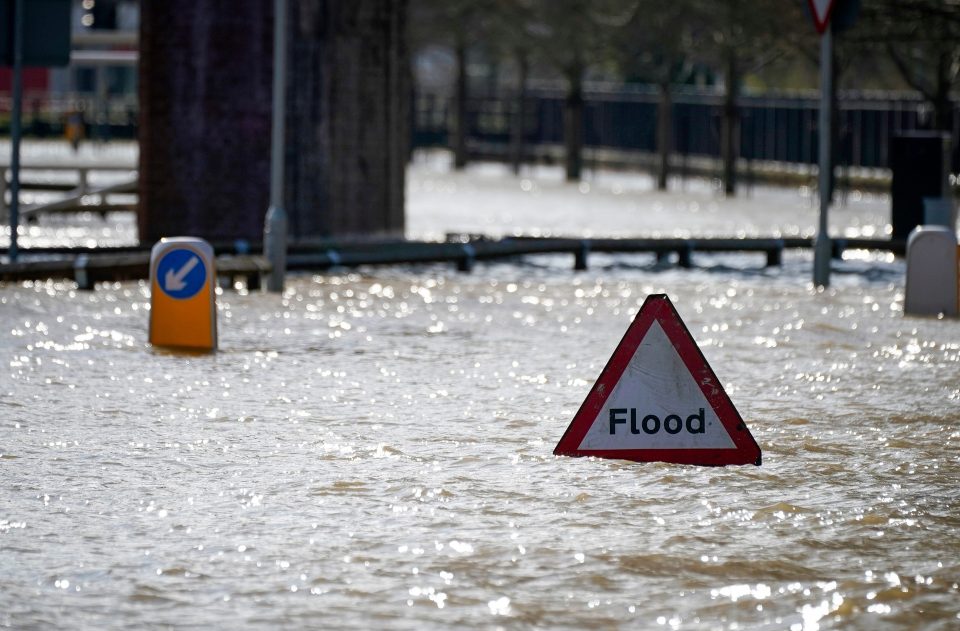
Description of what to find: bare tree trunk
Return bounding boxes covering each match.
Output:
[564,68,584,182]
[453,36,468,170]
[139,0,407,243]
[720,49,739,197]
[656,80,672,191]
[510,53,528,175]
[138,0,273,243]
[888,46,955,133]
[286,0,409,238]
[933,52,953,132]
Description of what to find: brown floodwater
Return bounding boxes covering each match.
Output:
[3,251,959,629]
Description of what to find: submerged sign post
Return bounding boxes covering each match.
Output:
[807,0,837,34]
[554,295,761,466]
[149,237,218,351]
[809,0,837,288]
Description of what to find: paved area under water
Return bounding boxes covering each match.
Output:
[2,148,959,629]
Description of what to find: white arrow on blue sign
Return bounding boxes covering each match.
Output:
[156,248,207,299]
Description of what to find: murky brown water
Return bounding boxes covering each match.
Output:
[3,145,958,628]
[3,253,959,629]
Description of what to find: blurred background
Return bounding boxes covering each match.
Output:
[5,8,960,628]
[1,0,958,242]
[8,1,959,169]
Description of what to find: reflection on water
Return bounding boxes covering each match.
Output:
[2,254,959,629]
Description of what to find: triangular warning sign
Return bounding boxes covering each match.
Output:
[554,294,761,466]
[807,0,836,34]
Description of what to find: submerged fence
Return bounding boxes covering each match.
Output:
[7,86,959,173]
[413,84,960,173]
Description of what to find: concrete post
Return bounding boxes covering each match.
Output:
[574,240,590,271]
[905,226,958,317]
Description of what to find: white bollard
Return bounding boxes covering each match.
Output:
[904,225,958,317]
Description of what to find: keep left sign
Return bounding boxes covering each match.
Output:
[554,294,761,466]
[149,237,217,351]
[157,248,206,299]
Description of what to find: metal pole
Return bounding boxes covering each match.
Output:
[8,0,24,262]
[264,0,288,292]
[96,65,107,142]
[813,25,833,288]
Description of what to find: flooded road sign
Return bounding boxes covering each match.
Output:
[807,0,837,34]
[554,294,761,466]
[149,237,217,351]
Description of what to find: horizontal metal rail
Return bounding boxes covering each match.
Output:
[0,252,270,290]
[18,179,137,219]
[0,162,138,221]
[0,236,906,287]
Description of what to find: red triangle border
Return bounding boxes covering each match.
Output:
[807,0,836,34]
[553,294,762,466]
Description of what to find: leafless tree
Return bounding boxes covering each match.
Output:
[614,0,699,190]
[690,0,799,197]
[856,0,960,131]
[526,0,629,181]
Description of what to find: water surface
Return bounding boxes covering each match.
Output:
[3,254,959,630]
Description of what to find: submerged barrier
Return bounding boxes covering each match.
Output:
[0,235,908,286]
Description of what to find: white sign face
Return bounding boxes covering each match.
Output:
[577,321,736,451]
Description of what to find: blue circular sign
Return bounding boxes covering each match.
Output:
[156,248,207,299]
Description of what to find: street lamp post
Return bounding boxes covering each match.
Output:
[8,0,24,262]
[264,0,288,293]
[812,22,833,288]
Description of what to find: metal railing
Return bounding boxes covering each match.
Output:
[414,85,960,173]
[5,86,958,175]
